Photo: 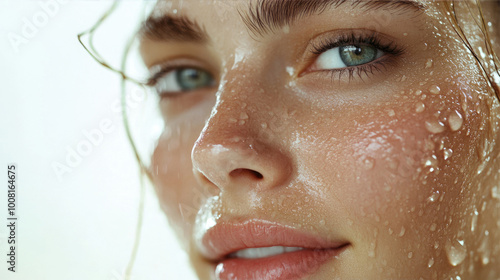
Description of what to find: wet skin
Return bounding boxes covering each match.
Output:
[139,0,500,279]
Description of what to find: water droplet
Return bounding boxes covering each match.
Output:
[429,85,441,95]
[428,190,440,202]
[428,257,435,268]
[415,89,423,96]
[425,58,434,69]
[408,252,413,258]
[448,110,463,131]
[445,239,467,266]
[368,242,376,258]
[444,148,453,160]
[471,209,478,232]
[415,102,425,113]
[399,226,406,237]
[425,119,446,134]
[430,223,437,231]
[319,220,325,226]
[478,231,490,265]
[491,186,500,200]
[388,228,394,235]
[240,112,248,120]
[238,120,246,125]
[229,118,237,123]
[424,155,438,171]
[286,66,294,76]
[261,122,268,129]
[363,157,375,170]
[403,32,408,36]
[387,109,396,117]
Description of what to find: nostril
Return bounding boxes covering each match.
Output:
[229,168,264,180]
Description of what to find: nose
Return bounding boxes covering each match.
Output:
[191,88,292,192]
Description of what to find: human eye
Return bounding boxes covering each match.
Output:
[147,66,216,97]
[307,31,405,80]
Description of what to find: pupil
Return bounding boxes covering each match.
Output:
[353,47,363,56]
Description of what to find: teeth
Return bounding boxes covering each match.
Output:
[230,246,304,259]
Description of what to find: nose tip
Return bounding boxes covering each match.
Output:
[191,140,291,192]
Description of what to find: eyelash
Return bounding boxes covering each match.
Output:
[309,32,406,81]
[146,32,406,93]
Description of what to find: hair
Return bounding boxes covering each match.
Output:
[78,0,500,278]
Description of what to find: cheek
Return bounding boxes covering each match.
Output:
[150,121,210,238]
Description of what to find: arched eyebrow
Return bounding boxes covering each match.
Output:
[241,0,426,37]
[139,0,425,43]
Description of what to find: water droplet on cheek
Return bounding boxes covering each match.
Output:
[445,239,467,266]
[415,102,425,113]
[443,148,453,160]
[429,85,441,95]
[428,257,435,268]
[398,226,406,237]
[363,157,375,170]
[425,120,446,134]
[425,58,434,69]
[492,186,500,200]
[448,110,463,131]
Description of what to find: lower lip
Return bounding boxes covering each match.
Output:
[214,247,345,280]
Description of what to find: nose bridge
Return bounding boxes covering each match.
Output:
[191,71,291,192]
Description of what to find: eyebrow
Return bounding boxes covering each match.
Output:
[242,0,426,37]
[139,0,425,42]
[139,13,208,42]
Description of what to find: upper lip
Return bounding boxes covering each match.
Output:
[197,218,349,261]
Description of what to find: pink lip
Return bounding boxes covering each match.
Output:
[198,219,349,280]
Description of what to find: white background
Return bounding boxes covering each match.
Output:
[0,1,197,279]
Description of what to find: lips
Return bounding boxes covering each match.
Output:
[197,219,349,280]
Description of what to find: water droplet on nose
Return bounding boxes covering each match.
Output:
[319,220,325,226]
[448,110,463,131]
[415,102,425,113]
[286,66,294,76]
[429,85,441,95]
[261,122,268,129]
[407,252,413,258]
[240,112,249,120]
[445,239,467,266]
[443,148,453,160]
[387,109,396,117]
[425,58,434,69]
[415,89,423,96]
[239,120,246,125]
[229,118,238,123]
[425,119,446,134]
[428,257,435,268]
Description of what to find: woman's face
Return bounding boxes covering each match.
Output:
[139,0,500,279]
